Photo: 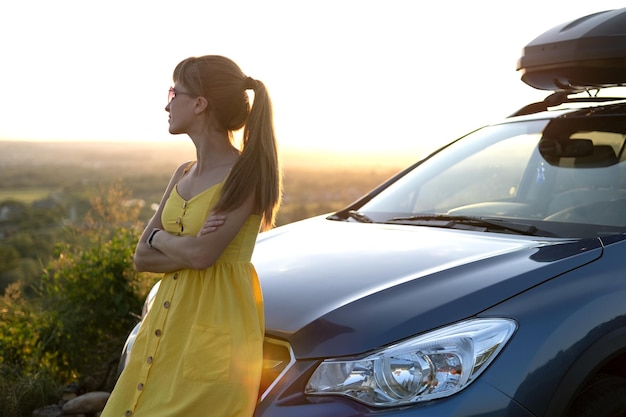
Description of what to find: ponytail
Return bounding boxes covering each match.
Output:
[213,78,282,230]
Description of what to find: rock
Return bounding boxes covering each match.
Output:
[81,376,99,393]
[31,404,62,417]
[63,382,81,395]
[62,391,110,415]
[59,382,80,406]
[60,391,77,405]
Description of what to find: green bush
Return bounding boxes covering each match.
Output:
[0,181,155,416]
[38,226,147,384]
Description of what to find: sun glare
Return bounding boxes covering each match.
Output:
[1,1,624,161]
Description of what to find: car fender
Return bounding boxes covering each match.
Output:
[544,325,626,416]
[480,237,626,416]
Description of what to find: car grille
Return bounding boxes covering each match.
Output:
[259,337,295,401]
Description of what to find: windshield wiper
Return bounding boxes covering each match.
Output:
[384,214,555,237]
[347,210,374,223]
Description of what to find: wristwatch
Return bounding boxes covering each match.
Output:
[147,228,160,249]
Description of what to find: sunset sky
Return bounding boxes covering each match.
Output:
[1,0,624,160]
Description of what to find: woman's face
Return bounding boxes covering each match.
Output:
[165,83,198,135]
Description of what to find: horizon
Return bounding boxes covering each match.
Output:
[0,138,422,170]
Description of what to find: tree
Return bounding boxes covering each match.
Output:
[0,244,19,275]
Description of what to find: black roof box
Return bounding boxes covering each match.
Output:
[517,7,626,91]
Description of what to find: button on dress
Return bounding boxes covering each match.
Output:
[102,179,264,417]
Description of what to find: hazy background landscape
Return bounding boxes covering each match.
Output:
[0,139,416,226]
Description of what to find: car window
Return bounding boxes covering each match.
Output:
[415,133,538,212]
[361,120,546,216]
[357,117,626,237]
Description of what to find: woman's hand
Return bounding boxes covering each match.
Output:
[198,213,226,236]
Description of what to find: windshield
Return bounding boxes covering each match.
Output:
[356,117,626,238]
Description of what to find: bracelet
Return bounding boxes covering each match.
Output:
[147,228,161,249]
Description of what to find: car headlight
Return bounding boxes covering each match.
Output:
[305,318,516,407]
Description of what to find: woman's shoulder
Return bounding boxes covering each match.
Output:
[170,160,196,179]
[180,160,197,174]
[162,160,196,191]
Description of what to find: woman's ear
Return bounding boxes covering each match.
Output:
[194,96,209,115]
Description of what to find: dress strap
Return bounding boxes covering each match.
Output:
[182,161,196,176]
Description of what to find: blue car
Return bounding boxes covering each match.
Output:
[121,7,626,417]
[251,8,626,417]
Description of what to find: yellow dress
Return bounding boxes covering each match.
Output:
[102,178,264,417]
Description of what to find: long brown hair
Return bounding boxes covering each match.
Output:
[173,55,282,230]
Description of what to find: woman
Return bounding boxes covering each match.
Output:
[102,55,281,417]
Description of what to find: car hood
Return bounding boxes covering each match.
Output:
[252,216,603,358]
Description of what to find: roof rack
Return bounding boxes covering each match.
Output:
[510,88,626,117]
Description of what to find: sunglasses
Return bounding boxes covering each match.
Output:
[168,87,196,103]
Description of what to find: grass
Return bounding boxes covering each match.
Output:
[0,189,58,204]
[0,365,60,417]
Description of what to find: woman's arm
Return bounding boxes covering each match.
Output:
[133,162,191,273]
[149,194,255,270]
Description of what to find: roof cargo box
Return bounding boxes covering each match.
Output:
[517,8,626,91]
